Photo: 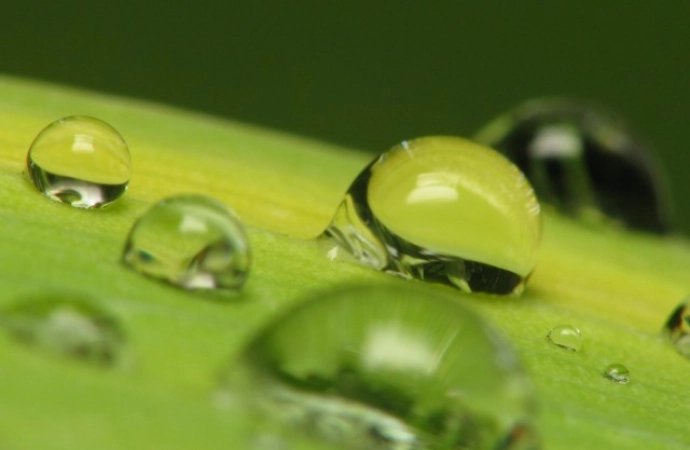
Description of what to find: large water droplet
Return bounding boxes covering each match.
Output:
[122,194,251,290]
[221,284,539,450]
[0,293,125,366]
[475,98,671,233]
[603,364,630,384]
[26,116,132,208]
[662,300,690,358]
[546,325,582,352]
[322,136,542,295]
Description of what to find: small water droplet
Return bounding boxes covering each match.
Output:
[475,98,671,233]
[662,300,690,358]
[546,325,582,352]
[603,364,630,384]
[26,116,132,208]
[0,293,125,366]
[322,136,542,295]
[220,284,539,450]
[122,194,251,290]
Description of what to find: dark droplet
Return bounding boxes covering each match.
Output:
[475,98,672,233]
[663,300,690,358]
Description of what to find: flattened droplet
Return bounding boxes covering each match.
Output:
[322,136,541,295]
[475,98,672,233]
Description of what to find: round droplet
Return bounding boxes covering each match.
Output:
[220,284,539,450]
[322,136,541,295]
[475,98,671,233]
[122,194,251,290]
[546,325,583,352]
[604,364,630,384]
[0,293,125,366]
[26,115,132,208]
[662,299,690,358]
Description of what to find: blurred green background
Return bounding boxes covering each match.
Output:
[3,2,689,232]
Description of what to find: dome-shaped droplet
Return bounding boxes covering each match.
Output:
[603,364,630,384]
[475,98,671,233]
[546,325,583,352]
[322,136,541,295]
[0,293,125,366]
[220,284,539,450]
[26,115,132,208]
[662,300,690,358]
[122,194,251,291]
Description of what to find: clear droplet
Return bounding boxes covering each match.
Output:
[220,284,539,450]
[322,136,542,295]
[122,194,251,290]
[546,325,583,352]
[603,364,630,384]
[26,115,132,208]
[0,293,125,366]
[662,300,690,358]
[475,98,671,233]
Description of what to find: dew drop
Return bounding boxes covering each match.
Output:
[0,293,125,366]
[122,194,251,291]
[546,325,582,352]
[26,116,132,208]
[603,364,630,384]
[475,98,671,233]
[322,136,542,295]
[220,284,540,450]
[662,300,690,358]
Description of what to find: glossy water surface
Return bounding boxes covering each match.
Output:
[26,115,131,208]
[323,136,541,295]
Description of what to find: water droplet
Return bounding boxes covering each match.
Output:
[0,293,125,366]
[221,284,539,450]
[546,325,582,352]
[475,98,671,233]
[662,300,690,358]
[26,116,132,208]
[322,136,542,295]
[122,194,251,290]
[603,364,630,384]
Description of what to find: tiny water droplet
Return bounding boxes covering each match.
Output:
[221,284,539,450]
[475,98,671,233]
[322,136,542,295]
[0,293,125,366]
[26,116,132,208]
[546,325,582,352]
[603,364,630,384]
[662,300,690,358]
[122,194,251,290]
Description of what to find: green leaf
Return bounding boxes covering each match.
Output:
[0,75,688,449]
